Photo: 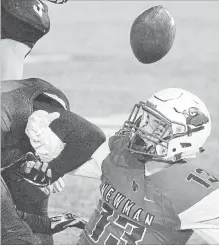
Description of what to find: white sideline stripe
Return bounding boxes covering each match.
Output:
[25,54,72,64]
[87,115,128,128]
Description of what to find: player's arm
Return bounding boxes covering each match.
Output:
[73,130,127,179]
[74,129,130,179]
[179,188,219,244]
[179,188,219,230]
[25,109,106,182]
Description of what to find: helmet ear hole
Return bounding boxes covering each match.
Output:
[180,143,192,148]
[172,148,176,152]
[199,147,205,153]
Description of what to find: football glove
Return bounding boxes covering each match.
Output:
[25,110,66,163]
[40,177,65,195]
[1,152,64,189]
[26,108,106,183]
[21,153,52,186]
[1,152,49,187]
[22,152,65,192]
[50,212,87,234]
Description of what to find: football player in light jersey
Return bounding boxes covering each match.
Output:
[75,88,219,245]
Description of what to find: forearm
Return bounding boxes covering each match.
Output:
[17,210,52,234]
[29,101,106,181]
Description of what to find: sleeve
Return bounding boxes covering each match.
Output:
[49,109,106,181]
[192,229,219,244]
[179,188,219,230]
[31,99,106,181]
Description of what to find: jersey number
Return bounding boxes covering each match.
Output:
[90,202,146,244]
[187,168,219,188]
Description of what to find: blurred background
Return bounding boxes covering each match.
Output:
[24,1,219,244]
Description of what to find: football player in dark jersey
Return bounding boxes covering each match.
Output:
[0,0,99,243]
[75,88,219,245]
[1,77,106,244]
[1,1,105,242]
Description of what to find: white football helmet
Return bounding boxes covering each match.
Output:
[123,88,211,162]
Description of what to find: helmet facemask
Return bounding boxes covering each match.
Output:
[123,101,187,160]
[122,88,211,162]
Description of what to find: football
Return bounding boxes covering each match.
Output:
[130,5,176,64]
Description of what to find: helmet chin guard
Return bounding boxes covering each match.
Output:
[122,88,211,162]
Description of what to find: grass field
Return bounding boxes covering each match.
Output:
[24,1,219,244]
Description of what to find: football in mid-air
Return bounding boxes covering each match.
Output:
[130,5,176,64]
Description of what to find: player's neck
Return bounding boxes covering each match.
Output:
[1,39,30,80]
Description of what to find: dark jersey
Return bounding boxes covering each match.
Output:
[78,135,219,245]
[1,0,50,48]
[1,78,105,178]
[1,76,105,180]
[1,78,105,243]
[1,177,54,245]
[1,78,69,243]
[1,78,69,168]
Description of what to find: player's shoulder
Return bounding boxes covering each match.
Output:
[1,78,46,92]
[151,159,218,185]
[1,80,24,93]
[148,160,219,213]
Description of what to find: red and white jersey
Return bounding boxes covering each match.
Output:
[147,161,219,227]
[77,135,219,244]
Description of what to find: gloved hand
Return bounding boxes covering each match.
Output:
[50,212,87,234]
[40,177,65,195]
[25,110,66,163]
[21,152,52,186]
[22,152,65,193]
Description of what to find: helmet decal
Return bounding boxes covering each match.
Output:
[182,107,209,127]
